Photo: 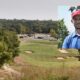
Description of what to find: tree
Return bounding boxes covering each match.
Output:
[69,6,76,12]
[49,29,57,38]
[57,19,69,48]
[77,6,80,10]
[0,28,20,67]
[69,6,80,12]
[18,23,27,34]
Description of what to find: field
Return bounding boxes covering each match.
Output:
[14,38,80,80]
[1,38,80,80]
[20,39,80,68]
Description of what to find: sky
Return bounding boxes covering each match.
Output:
[58,6,75,33]
[0,0,80,32]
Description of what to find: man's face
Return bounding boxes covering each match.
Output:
[72,15,80,29]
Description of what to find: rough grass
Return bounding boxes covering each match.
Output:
[0,39,80,80]
[8,63,80,80]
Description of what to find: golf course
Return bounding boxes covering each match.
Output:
[16,37,80,80]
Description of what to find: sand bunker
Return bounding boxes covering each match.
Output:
[58,49,68,53]
[25,51,33,54]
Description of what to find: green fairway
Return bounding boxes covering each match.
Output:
[19,39,80,68]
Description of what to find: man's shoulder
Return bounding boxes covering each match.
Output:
[66,32,76,38]
[64,32,75,41]
[62,32,75,48]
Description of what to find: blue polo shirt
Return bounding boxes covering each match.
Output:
[62,32,80,49]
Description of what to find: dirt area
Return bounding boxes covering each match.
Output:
[0,56,26,80]
[14,56,26,65]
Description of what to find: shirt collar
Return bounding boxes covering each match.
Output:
[71,32,80,38]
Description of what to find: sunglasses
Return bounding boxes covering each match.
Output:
[69,6,80,13]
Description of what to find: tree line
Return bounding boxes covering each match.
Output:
[0,19,68,38]
[0,19,68,66]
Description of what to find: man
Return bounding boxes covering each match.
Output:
[62,6,80,49]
